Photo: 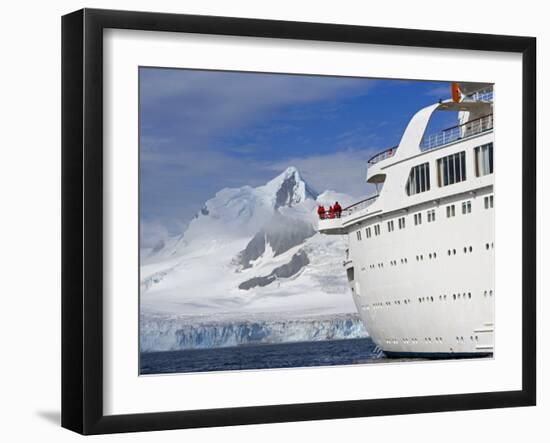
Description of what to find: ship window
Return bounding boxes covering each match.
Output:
[414,213,422,225]
[475,142,494,176]
[406,162,430,196]
[356,230,362,241]
[387,220,394,232]
[366,227,371,238]
[374,224,381,236]
[484,195,494,209]
[446,205,456,218]
[427,209,436,222]
[437,151,466,187]
[398,217,406,229]
[462,201,472,214]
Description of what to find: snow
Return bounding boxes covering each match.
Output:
[140,167,361,349]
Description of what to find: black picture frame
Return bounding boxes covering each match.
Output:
[62,8,536,435]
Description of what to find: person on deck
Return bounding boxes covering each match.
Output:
[317,205,326,219]
[328,206,335,219]
[333,201,342,218]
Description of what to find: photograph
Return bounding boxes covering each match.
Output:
[138,68,495,375]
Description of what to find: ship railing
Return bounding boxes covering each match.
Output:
[463,90,493,102]
[343,194,378,217]
[367,145,398,165]
[420,114,493,151]
[318,195,378,220]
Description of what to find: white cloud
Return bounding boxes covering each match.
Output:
[140,219,171,250]
[140,68,374,148]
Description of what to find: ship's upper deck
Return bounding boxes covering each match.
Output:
[318,83,493,235]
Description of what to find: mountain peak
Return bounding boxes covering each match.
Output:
[263,166,318,209]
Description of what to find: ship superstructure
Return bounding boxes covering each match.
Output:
[319,82,494,357]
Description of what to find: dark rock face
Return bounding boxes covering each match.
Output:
[237,231,267,269]
[200,206,209,216]
[275,174,297,209]
[274,172,317,209]
[238,250,310,290]
[236,215,315,269]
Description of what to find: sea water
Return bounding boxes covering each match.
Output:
[140,337,383,375]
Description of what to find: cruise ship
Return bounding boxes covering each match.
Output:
[319,82,494,358]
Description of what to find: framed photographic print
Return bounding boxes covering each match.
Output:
[61,8,536,435]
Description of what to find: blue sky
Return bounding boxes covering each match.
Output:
[140,67,456,248]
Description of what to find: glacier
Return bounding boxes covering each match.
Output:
[140,313,368,352]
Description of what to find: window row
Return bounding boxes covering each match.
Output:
[383,336,481,346]
[367,290,489,311]
[355,196,493,241]
[366,241,491,270]
[405,142,494,196]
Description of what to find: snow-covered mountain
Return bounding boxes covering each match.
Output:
[140,166,366,350]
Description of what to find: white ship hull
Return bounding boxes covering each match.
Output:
[347,187,494,357]
[319,85,495,357]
